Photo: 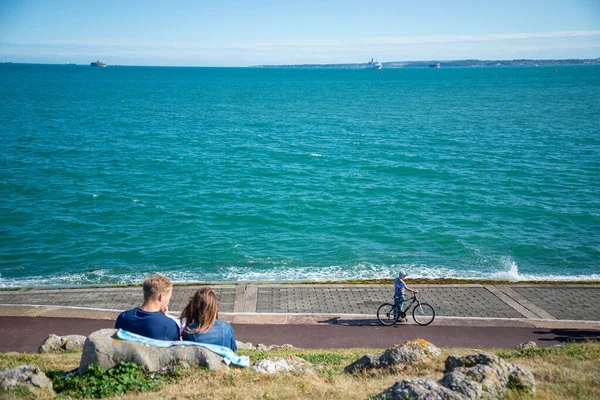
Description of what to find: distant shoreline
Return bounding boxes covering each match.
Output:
[252,58,600,68]
[2,58,599,68]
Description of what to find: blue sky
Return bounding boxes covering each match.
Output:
[1,0,599,66]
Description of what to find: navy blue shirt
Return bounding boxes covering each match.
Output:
[182,320,237,351]
[115,308,180,341]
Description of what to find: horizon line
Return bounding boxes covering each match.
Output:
[3,56,600,68]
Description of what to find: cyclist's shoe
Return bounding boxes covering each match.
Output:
[398,318,408,322]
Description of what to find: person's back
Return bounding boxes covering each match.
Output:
[180,288,238,351]
[116,308,179,341]
[114,273,180,341]
[394,276,406,298]
[182,319,237,351]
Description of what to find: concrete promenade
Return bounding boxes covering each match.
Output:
[1,283,599,329]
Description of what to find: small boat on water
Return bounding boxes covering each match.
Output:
[90,61,106,67]
[366,58,382,69]
[429,62,441,68]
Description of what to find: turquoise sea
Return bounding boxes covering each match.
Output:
[1,64,599,287]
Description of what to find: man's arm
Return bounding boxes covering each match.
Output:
[404,285,418,293]
[166,318,181,341]
[114,312,124,329]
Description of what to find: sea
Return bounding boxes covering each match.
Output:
[1,63,599,287]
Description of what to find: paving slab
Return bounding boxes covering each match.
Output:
[0,286,237,313]
[255,285,525,318]
[512,286,600,321]
[0,283,599,325]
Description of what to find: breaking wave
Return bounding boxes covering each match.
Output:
[1,258,598,288]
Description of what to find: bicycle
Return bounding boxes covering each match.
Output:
[377,292,435,326]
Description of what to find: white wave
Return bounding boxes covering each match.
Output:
[1,260,599,288]
[310,153,322,157]
[92,194,99,198]
[487,256,521,280]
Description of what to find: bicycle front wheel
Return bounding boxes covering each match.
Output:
[412,302,435,326]
[377,303,399,326]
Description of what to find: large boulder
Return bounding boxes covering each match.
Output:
[376,378,464,400]
[251,355,322,374]
[441,353,535,398]
[39,333,87,353]
[78,329,227,374]
[0,365,53,392]
[375,352,535,399]
[345,339,441,373]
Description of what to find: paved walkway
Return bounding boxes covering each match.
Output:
[1,283,599,328]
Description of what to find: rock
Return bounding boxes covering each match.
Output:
[345,354,380,373]
[345,339,441,373]
[0,365,53,392]
[78,329,228,374]
[516,341,537,351]
[257,343,296,351]
[508,365,537,393]
[376,352,535,399]
[439,370,484,399]
[236,341,254,350]
[374,378,464,400]
[38,333,87,353]
[251,355,322,374]
[236,341,296,351]
[441,353,535,398]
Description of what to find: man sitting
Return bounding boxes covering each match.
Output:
[115,273,180,341]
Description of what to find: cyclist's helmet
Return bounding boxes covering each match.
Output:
[398,271,407,277]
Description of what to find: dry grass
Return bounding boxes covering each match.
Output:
[500,344,600,400]
[1,342,599,399]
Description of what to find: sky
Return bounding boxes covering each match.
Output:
[0,0,599,66]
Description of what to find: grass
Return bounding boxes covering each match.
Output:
[0,342,599,399]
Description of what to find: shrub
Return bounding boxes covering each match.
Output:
[47,361,183,398]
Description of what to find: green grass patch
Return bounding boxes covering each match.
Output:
[294,353,348,366]
[498,341,600,360]
[47,361,184,398]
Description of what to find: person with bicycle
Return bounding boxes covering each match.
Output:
[377,272,434,326]
[394,271,418,321]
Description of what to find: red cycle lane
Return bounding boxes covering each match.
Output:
[1,316,598,353]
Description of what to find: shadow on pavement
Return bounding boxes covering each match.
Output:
[534,328,600,343]
[318,317,382,326]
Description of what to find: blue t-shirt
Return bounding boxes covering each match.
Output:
[394,277,406,297]
[182,320,237,351]
[115,308,180,341]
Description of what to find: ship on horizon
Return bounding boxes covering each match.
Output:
[90,61,106,67]
[366,58,382,69]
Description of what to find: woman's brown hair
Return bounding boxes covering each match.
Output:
[180,288,218,334]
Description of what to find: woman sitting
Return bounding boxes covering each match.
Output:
[180,288,237,351]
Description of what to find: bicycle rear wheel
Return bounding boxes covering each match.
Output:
[377,303,399,326]
[412,302,435,326]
